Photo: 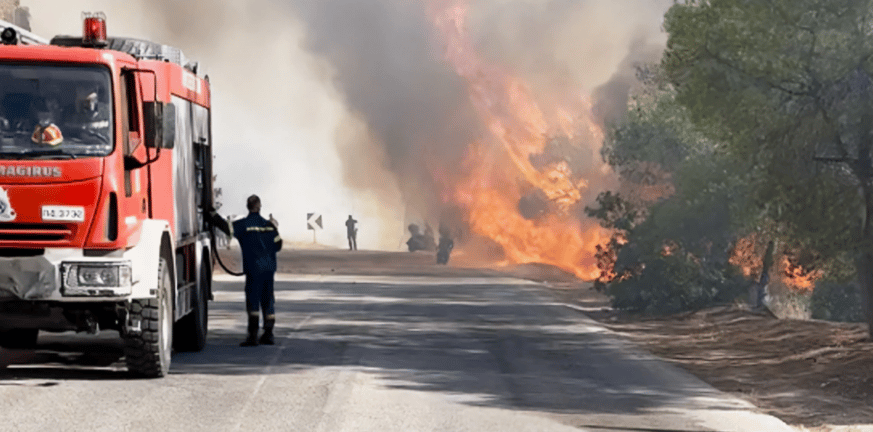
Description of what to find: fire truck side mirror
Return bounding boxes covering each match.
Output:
[144,102,176,150]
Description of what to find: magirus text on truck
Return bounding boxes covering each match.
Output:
[0,13,217,377]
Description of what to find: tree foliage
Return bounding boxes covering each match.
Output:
[662,0,873,333]
[663,0,872,257]
[590,71,749,314]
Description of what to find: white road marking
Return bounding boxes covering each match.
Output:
[232,314,312,432]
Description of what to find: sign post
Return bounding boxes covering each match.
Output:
[307,213,323,244]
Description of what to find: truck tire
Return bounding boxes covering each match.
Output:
[0,329,38,349]
[174,255,209,352]
[124,258,173,378]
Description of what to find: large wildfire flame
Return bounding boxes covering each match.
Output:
[429,0,609,280]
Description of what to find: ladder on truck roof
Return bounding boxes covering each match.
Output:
[50,35,200,74]
[0,19,49,45]
[0,18,201,76]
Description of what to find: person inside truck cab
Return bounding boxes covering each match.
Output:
[62,85,110,143]
[0,93,62,147]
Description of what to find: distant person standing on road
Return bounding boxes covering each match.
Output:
[345,215,358,251]
[209,195,283,347]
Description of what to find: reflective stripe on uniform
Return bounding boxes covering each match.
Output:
[246,226,275,232]
[265,314,276,320]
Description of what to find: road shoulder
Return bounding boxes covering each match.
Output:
[539,280,873,432]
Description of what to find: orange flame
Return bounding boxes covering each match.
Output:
[780,256,819,291]
[729,235,762,278]
[429,0,608,280]
[730,235,820,291]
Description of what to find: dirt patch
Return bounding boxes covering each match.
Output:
[548,283,873,432]
[214,247,502,278]
[215,246,588,281]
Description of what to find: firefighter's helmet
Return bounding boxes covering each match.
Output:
[31,123,64,146]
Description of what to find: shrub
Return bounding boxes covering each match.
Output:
[608,253,746,315]
[810,280,863,323]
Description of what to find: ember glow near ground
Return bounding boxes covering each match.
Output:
[1,249,803,432]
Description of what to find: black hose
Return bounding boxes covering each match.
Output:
[210,231,244,276]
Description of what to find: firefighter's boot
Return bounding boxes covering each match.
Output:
[240,315,259,347]
[259,317,275,345]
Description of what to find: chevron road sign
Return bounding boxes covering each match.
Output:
[307,213,323,230]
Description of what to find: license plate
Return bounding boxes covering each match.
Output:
[42,206,85,222]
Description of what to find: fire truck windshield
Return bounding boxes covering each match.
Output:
[0,64,113,159]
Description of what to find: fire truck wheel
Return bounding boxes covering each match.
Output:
[175,255,209,352]
[0,329,38,349]
[124,257,173,378]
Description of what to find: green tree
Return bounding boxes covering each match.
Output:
[663,0,873,335]
[590,67,751,314]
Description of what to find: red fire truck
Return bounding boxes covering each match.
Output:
[0,14,216,377]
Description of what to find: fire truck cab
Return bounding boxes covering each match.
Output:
[0,14,216,377]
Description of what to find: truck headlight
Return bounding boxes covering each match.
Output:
[62,262,132,295]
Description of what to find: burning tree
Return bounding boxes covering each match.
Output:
[584,71,756,314]
[664,0,873,336]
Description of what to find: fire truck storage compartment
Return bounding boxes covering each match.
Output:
[171,96,210,242]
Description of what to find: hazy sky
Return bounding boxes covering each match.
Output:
[24,0,673,250]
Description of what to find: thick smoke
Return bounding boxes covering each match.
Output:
[468,0,672,115]
[284,1,481,220]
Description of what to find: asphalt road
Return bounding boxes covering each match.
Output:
[0,268,796,431]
